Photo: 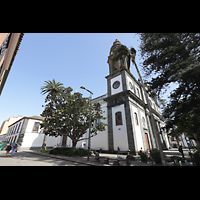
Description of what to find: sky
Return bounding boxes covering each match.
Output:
[0,33,172,125]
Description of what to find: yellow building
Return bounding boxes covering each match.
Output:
[0,116,22,142]
[0,33,24,95]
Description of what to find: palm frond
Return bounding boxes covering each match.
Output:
[40,79,64,96]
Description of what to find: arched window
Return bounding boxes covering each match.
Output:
[115,112,122,126]
[136,88,140,98]
[134,112,139,125]
[142,117,146,127]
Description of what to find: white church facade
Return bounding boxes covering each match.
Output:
[74,39,170,154]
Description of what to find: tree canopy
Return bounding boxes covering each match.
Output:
[137,33,200,148]
[40,81,107,148]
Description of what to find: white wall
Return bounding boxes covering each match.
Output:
[21,132,62,149]
[73,101,109,151]
[131,104,144,151]
[112,104,129,151]
[90,102,108,150]
[21,132,45,148]
[20,119,61,149]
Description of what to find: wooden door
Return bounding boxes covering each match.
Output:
[145,133,150,150]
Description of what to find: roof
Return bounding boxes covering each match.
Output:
[29,116,45,121]
[8,115,45,127]
[91,94,107,103]
[7,33,24,71]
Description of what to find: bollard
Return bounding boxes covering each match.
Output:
[126,150,133,166]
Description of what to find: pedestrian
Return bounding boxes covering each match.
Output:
[11,143,18,156]
[140,147,145,153]
[179,144,185,159]
[5,143,12,157]
[139,147,145,155]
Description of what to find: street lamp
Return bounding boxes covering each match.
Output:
[80,86,93,161]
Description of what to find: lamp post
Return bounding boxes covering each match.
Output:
[80,86,93,162]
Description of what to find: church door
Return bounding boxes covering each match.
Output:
[145,133,150,150]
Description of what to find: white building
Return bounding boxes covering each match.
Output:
[72,39,170,154]
[5,115,62,150]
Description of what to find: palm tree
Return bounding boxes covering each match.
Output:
[40,79,65,150]
[41,79,65,96]
[112,46,166,165]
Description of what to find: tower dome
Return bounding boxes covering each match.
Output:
[109,39,123,56]
[107,39,129,75]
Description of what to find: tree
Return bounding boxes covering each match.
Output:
[137,33,200,149]
[40,79,65,150]
[164,98,200,150]
[40,84,107,149]
[41,79,65,97]
[112,44,166,165]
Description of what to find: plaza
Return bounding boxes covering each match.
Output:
[0,148,190,166]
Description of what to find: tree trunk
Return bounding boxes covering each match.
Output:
[194,134,200,151]
[72,140,77,149]
[175,136,180,148]
[196,141,200,152]
[40,134,47,150]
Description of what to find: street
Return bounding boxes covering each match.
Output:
[0,150,88,166]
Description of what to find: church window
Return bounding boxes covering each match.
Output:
[115,112,122,126]
[129,82,133,89]
[136,88,140,98]
[142,117,146,127]
[113,81,120,89]
[134,112,139,125]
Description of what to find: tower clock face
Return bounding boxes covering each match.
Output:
[113,81,120,89]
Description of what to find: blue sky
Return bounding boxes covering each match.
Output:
[0,33,170,125]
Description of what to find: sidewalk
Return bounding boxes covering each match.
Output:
[28,151,151,166]
[163,148,190,159]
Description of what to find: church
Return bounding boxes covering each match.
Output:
[70,39,170,154]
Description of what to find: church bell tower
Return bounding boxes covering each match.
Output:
[105,39,138,154]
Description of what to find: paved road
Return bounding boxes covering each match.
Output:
[0,150,88,166]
